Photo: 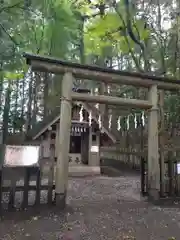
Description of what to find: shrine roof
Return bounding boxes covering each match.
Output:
[27,104,90,141]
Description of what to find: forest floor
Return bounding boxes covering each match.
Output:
[0,171,180,240]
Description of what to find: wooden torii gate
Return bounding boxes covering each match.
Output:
[24,53,180,208]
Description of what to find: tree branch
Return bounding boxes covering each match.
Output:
[0,23,19,46]
[112,4,144,72]
[0,1,23,14]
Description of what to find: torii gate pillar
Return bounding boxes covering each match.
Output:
[55,72,73,209]
[148,85,160,201]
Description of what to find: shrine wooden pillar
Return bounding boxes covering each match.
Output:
[148,85,160,201]
[55,72,73,209]
[88,126,100,169]
[81,128,89,165]
[55,123,59,159]
[159,90,165,196]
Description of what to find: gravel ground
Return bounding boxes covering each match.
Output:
[0,173,180,240]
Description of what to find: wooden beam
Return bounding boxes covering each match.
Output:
[2,184,55,192]
[100,147,145,156]
[29,59,180,90]
[24,53,180,90]
[71,93,152,110]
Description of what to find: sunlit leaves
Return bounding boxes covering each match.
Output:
[75,0,101,16]
[76,0,94,16]
[84,12,122,55]
[4,71,24,80]
[82,0,151,57]
[43,1,79,57]
[134,19,150,41]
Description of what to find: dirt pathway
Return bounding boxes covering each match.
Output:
[0,175,180,240]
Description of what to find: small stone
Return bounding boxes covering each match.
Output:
[25,233,31,237]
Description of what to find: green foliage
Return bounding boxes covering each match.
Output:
[0,0,180,133]
[83,0,151,56]
[4,71,24,80]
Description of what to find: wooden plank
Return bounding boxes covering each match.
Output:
[3,184,55,192]
[22,168,31,209]
[167,153,174,196]
[0,144,5,168]
[101,146,180,157]
[0,169,2,214]
[35,168,41,205]
[35,142,43,206]
[48,144,55,204]
[140,157,145,194]
[177,168,180,197]
[72,93,152,109]
[174,159,178,196]
[8,178,16,211]
[100,147,145,156]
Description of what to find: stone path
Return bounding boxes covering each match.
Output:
[0,175,180,239]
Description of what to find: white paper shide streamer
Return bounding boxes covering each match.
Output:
[89,111,92,126]
[107,85,111,94]
[79,105,84,122]
[98,114,102,129]
[108,114,112,129]
[95,103,99,109]
[117,116,121,131]
[126,115,130,130]
[141,111,145,126]
[134,114,137,128]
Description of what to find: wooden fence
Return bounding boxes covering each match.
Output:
[0,144,55,214]
[1,143,180,214]
[100,146,180,198]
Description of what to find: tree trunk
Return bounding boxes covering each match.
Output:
[79,17,85,65]
[13,78,19,133]
[0,68,4,117]
[32,72,40,127]
[2,81,12,143]
[20,73,26,132]
[25,70,33,132]
[43,72,49,119]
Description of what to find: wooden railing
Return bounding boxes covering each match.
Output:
[0,145,55,213]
